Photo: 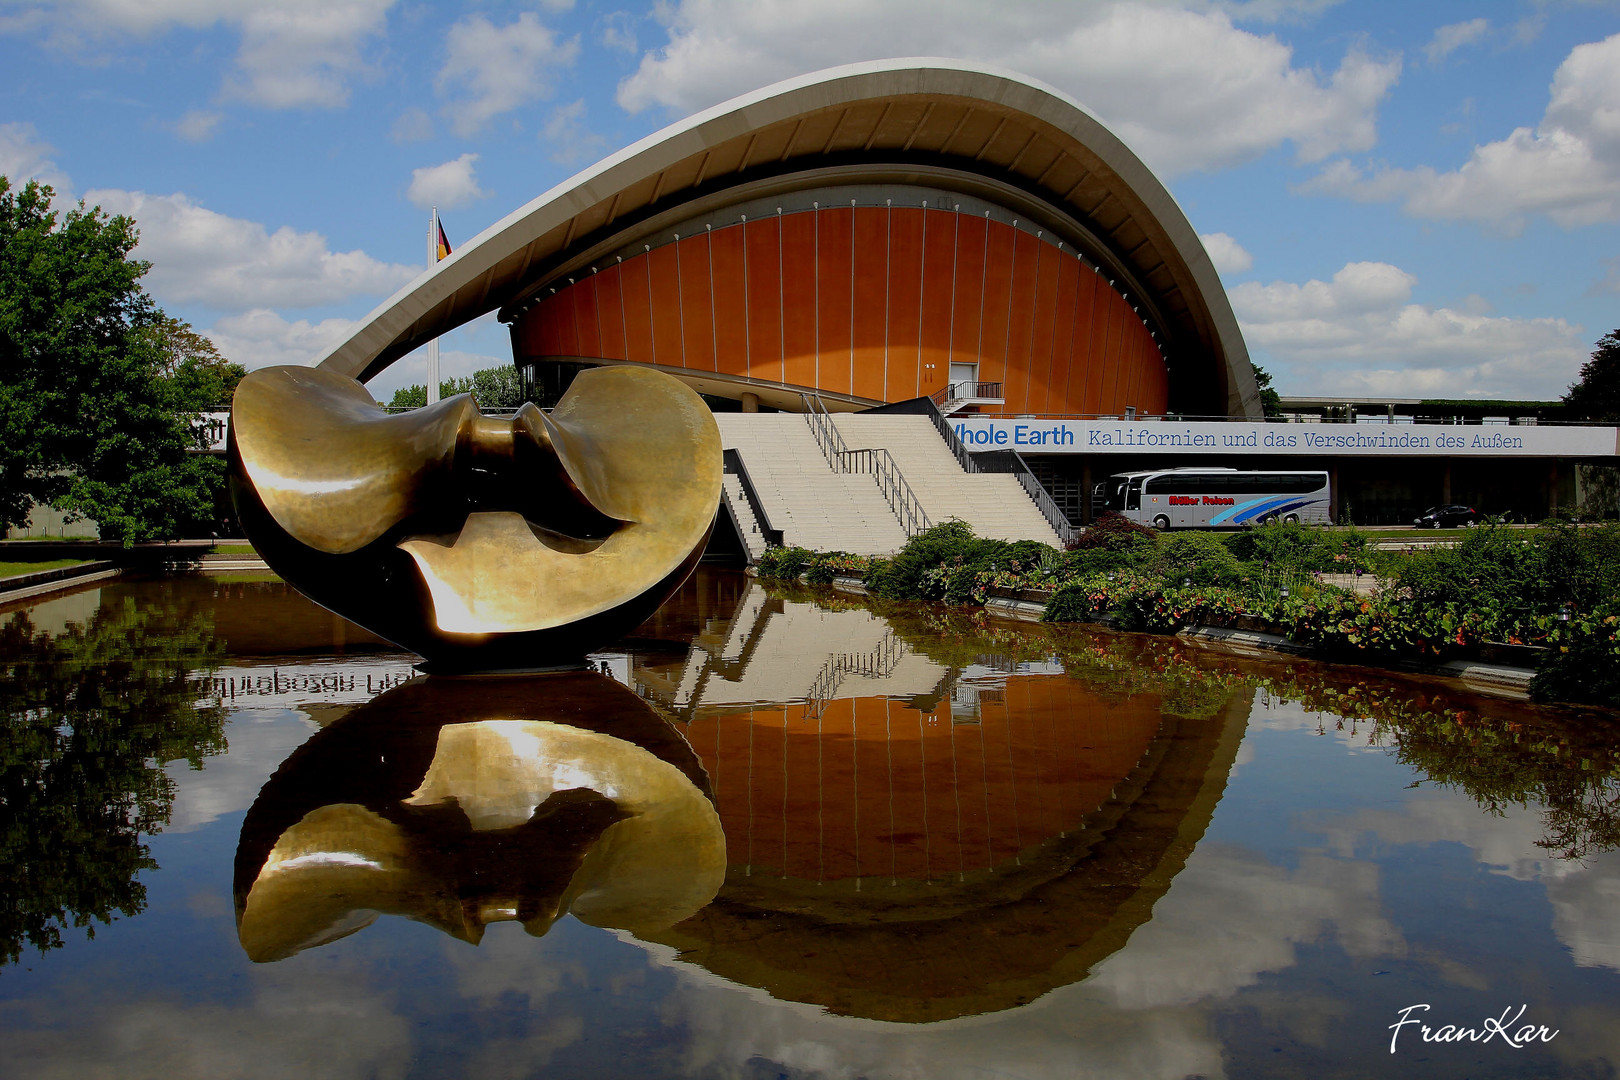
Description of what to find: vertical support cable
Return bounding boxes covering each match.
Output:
[616,256,628,362]
[915,200,928,399]
[882,198,892,399]
[1003,221,1018,392]
[976,210,990,382]
[849,198,856,395]
[1022,231,1043,414]
[673,233,687,370]
[813,201,820,392]
[777,207,785,385]
[644,244,657,366]
[740,214,751,376]
[706,224,718,371]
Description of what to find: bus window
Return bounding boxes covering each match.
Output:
[1125,478,1143,511]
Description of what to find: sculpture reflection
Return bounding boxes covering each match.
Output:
[234,673,724,961]
[228,364,722,670]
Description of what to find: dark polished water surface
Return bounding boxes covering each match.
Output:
[3,570,1618,1079]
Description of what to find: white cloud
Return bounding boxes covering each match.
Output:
[85,188,418,311]
[1316,791,1620,974]
[1305,32,1620,229]
[1,1,393,110]
[0,121,71,192]
[615,0,1400,176]
[436,12,581,137]
[1198,232,1253,275]
[1424,18,1489,65]
[173,108,223,142]
[390,106,434,143]
[3,962,414,1079]
[203,309,365,369]
[599,10,638,53]
[1216,0,1345,23]
[406,153,488,210]
[221,0,393,109]
[540,99,609,166]
[1231,260,1587,397]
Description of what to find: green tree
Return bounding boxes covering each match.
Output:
[0,178,226,542]
[387,365,527,410]
[145,314,246,408]
[1564,329,1620,422]
[1251,362,1282,417]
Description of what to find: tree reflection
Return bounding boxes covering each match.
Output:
[0,597,226,967]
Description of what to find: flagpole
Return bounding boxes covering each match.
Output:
[426,206,440,405]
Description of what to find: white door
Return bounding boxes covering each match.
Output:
[948,362,978,398]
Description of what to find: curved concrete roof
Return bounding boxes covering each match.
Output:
[318,59,1260,417]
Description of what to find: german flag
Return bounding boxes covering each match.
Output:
[435,220,452,262]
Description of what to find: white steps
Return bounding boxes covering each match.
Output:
[715,415,910,556]
[714,412,1064,557]
[833,414,1062,546]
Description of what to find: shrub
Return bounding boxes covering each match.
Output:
[1530,603,1620,707]
[756,545,814,580]
[1152,533,1243,587]
[1224,520,1374,573]
[1071,512,1159,552]
[1058,548,1135,577]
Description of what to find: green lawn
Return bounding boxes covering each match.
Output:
[209,544,260,555]
[0,558,91,579]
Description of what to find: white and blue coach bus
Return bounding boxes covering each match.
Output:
[1098,468,1331,530]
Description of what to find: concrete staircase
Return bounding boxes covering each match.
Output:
[720,472,771,563]
[833,414,1062,546]
[715,414,910,555]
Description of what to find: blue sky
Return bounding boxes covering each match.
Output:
[2,0,1617,404]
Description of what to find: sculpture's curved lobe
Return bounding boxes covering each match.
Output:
[227,364,722,669]
[234,673,725,962]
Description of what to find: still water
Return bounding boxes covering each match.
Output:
[2,570,1618,1079]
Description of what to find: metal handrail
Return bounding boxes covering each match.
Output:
[970,449,1080,547]
[721,448,783,548]
[916,396,981,474]
[930,381,1004,408]
[801,393,932,537]
[801,392,849,469]
[841,447,932,537]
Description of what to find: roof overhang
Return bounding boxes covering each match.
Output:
[316,59,1260,417]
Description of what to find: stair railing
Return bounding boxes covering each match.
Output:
[800,394,932,538]
[915,395,981,474]
[841,447,931,537]
[721,449,783,548]
[971,450,1079,546]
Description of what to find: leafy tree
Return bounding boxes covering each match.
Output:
[1251,362,1282,417]
[387,365,527,410]
[1564,329,1620,422]
[0,177,226,542]
[144,314,245,408]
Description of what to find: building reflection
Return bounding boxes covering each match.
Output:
[232,575,1250,1023]
[631,575,1251,1022]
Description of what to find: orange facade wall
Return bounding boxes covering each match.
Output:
[514,208,1168,415]
[678,675,1163,883]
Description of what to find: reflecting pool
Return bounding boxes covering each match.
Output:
[3,570,1618,1078]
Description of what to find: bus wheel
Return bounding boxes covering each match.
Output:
[1152,515,1170,531]
[1283,514,1299,525]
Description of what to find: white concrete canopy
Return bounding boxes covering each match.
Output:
[317,59,1260,417]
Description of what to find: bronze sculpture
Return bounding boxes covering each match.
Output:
[227,364,721,670]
